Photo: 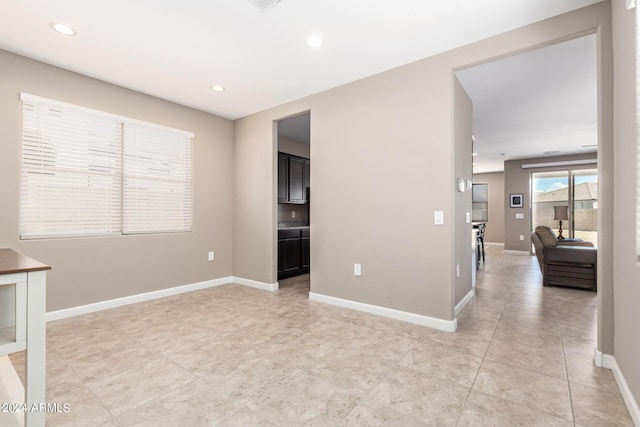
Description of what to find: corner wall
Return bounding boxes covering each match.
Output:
[0,50,234,311]
[611,0,640,415]
[453,76,473,307]
[233,2,613,325]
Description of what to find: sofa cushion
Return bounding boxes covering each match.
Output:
[535,226,558,247]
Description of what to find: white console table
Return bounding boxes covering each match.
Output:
[0,249,49,427]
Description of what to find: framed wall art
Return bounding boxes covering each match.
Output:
[510,193,523,208]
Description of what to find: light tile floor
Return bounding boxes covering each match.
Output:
[9,246,634,426]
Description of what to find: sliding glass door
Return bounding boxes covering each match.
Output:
[531,169,598,245]
[532,171,570,237]
[572,169,598,244]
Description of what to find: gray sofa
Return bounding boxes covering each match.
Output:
[531,226,597,291]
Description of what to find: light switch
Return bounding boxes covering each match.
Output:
[434,211,444,225]
[354,263,362,276]
[515,213,524,219]
[465,212,470,224]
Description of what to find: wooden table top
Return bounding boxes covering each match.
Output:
[0,249,51,275]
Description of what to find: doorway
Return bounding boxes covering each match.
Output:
[275,112,311,291]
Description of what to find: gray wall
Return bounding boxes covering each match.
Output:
[233,3,613,323]
[0,50,234,311]
[454,76,473,306]
[472,172,505,244]
[278,135,310,159]
[503,153,597,252]
[612,0,640,411]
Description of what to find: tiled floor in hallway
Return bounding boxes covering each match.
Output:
[8,245,634,425]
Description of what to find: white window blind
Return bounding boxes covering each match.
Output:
[21,95,122,239]
[122,124,193,234]
[20,93,194,239]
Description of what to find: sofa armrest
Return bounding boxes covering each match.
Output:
[544,245,597,264]
[557,241,595,247]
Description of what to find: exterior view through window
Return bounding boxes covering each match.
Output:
[531,169,598,246]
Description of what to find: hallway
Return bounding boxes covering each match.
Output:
[456,245,630,425]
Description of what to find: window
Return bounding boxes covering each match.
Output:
[20,94,194,239]
[472,184,488,222]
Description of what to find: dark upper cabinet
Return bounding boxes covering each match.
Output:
[278,152,309,204]
[278,153,289,203]
[288,156,305,203]
[304,159,310,202]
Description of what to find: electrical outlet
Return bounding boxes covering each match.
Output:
[354,263,362,276]
[208,251,215,261]
[519,235,524,241]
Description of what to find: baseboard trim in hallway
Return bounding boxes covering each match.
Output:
[309,292,457,332]
[595,349,640,426]
[455,289,475,316]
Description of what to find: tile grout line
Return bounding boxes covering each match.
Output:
[454,246,512,426]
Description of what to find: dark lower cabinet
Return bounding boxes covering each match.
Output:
[278,228,310,280]
[301,229,310,269]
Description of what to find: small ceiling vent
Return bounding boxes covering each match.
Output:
[246,0,283,12]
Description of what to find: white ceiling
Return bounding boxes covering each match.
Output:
[456,34,598,174]
[0,0,602,124]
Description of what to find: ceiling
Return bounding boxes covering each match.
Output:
[456,34,598,174]
[1,0,602,170]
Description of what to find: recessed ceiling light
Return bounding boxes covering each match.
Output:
[50,22,77,36]
[210,85,225,92]
[472,152,478,156]
[307,35,323,47]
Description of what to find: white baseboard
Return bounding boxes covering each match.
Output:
[611,357,640,426]
[231,276,278,291]
[46,275,277,322]
[485,242,504,247]
[503,250,531,255]
[308,292,457,332]
[594,349,640,425]
[593,348,614,369]
[455,289,475,316]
